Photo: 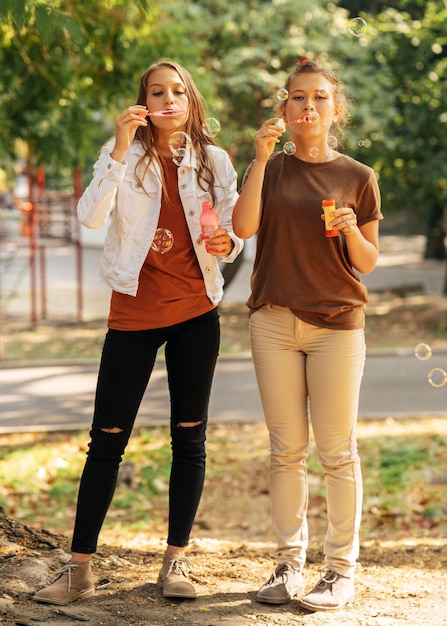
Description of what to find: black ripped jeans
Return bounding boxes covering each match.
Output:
[71,308,220,554]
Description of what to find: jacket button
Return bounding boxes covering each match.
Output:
[181,184,187,189]
[179,168,186,175]
[205,266,211,273]
[189,210,195,216]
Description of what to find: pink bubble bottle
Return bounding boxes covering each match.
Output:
[200,200,220,238]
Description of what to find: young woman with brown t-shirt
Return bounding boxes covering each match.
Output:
[233,58,382,612]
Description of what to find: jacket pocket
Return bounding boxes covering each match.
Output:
[117,175,158,215]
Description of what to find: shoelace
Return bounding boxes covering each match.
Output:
[275,563,292,579]
[267,563,300,585]
[51,562,79,592]
[166,557,192,578]
[317,570,339,588]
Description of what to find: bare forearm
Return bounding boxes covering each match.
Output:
[233,118,285,239]
[346,224,379,274]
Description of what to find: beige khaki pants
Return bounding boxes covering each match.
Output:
[249,305,365,578]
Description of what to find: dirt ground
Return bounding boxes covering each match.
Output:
[1,420,446,626]
[1,295,447,625]
[1,505,446,626]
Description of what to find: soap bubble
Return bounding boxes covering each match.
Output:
[428,368,447,388]
[358,139,365,147]
[277,88,289,101]
[309,146,320,159]
[151,228,174,254]
[283,141,296,156]
[414,343,432,361]
[327,135,338,149]
[168,131,191,159]
[203,117,221,138]
[349,17,367,37]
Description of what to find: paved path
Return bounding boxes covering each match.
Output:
[0,234,446,433]
[0,350,446,433]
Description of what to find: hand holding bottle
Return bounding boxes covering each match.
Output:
[199,200,233,256]
[321,199,359,238]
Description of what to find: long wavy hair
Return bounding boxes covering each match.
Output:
[134,59,219,205]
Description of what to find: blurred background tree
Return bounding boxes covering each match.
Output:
[1,0,446,267]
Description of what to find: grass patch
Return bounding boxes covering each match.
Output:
[0,420,446,545]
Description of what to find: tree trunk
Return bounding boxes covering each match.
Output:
[424,203,446,260]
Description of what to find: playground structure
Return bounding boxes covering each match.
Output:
[0,169,84,326]
[0,179,246,330]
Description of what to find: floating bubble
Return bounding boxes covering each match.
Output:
[358,139,365,147]
[309,146,320,159]
[168,131,191,159]
[203,117,221,138]
[151,228,174,254]
[428,368,447,388]
[283,141,296,156]
[349,17,367,37]
[327,135,338,149]
[415,343,432,361]
[277,88,289,101]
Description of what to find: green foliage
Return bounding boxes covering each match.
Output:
[1,0,446,251]
[0,0,161,172]
[360,3,447,243]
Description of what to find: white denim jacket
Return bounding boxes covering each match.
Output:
[77,139,243,304]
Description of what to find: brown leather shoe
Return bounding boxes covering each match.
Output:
[33,560,95,606]
[157,553,197,599]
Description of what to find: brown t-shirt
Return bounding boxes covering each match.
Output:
[247,152,383,329]
[108,157,213,330]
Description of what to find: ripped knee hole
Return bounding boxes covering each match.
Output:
[101,427,124,434]
[100,422,203,433]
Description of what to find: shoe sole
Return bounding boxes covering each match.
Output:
[256,585,305,605]
[162,591,197,599]
[299,593,355,612]
[156,579,197,599]
[33,587,95,606]
[256,595,293,605]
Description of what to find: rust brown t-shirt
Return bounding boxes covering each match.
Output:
[108,157,213,330]
[246,151,383,329]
